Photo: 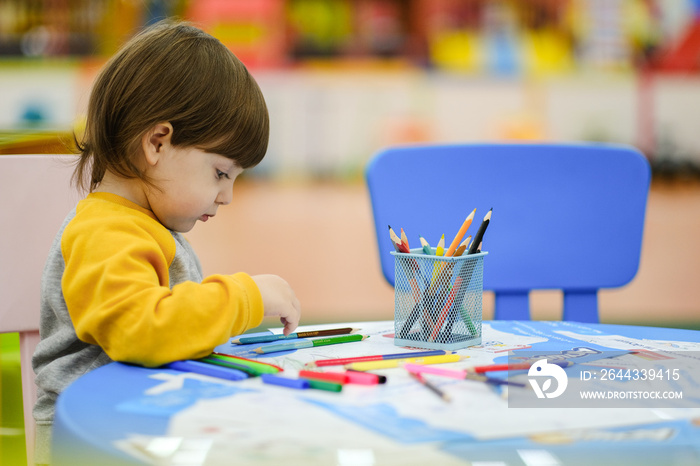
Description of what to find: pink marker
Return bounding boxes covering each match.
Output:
[403,363,465,379]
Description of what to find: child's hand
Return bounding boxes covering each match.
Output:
[251,274,301,335]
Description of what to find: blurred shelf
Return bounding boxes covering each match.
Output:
[0,131,73,155]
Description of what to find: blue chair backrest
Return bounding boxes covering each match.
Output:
[365,143,651,323]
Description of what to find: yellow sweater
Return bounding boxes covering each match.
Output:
[33,192,263,423]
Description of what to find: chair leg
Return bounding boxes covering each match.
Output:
[494,292,530,320]
[19,330,40,466]
[563,290,599,323]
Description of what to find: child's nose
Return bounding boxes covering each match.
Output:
[217,186,233,205]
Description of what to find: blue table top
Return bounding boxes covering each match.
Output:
[52,321,700,465]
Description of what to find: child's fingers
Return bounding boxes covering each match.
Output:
[281,296,301,335]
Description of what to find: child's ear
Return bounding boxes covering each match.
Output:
[142,122,174,166]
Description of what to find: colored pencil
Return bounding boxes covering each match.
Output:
[253,334,367,354]
[389,226,431,337]
[166,360,248,381]
[435,234,445,257]
[419,236,432,255]
[469,361,573,373]
[403,363,526,387]
[464,373,525,387]
[400,228,410,250]
[306,350,452,368]
[428,234,446,288]
[388,225,401,252]
[388,226,409,253]
[346,354,466,371]
[445,209,476,257]
[453,235,471,257]
[468,208,492,254]
[232,327,357,345]
[408,371,450,402]
[428,276,462,342]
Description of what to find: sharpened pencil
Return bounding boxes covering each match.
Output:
[253,334,367,354]
[468,208,491,254]
[232,327,357,345]
[305,350,453,368]
[388,225,401,252]
[388,225,409,253]
[346,354,466,371]
[469,361,573,373]
[419,236,432,255]
[453,235,471,257]
[400,228,410,250]
[408,371,450,402]
[428,276,462,342]
[403,363,526,387]
[445,209,476,257]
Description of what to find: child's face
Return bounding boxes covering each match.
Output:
[145,146,244,232]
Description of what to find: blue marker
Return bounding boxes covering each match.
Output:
[166,360,248,381]
[261,374,310,390]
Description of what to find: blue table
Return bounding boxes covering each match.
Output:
[52,321,700,465]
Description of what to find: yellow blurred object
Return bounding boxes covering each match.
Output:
[497,115,546,141]
[430,30,483,72]
[521,29,574,76]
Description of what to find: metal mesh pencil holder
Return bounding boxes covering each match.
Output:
[392,248,486,350]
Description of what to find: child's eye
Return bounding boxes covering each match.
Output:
[216,170,230,180]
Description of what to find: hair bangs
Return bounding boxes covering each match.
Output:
[195,75,269,168]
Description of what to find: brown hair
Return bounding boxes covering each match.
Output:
[74,20,269,192]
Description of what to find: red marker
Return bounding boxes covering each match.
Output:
[298,370,348,385]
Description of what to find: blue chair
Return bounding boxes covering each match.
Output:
[365,143,651,323]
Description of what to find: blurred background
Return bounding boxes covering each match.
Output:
[1,1,700,462]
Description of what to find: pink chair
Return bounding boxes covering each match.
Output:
[0,154,80,465]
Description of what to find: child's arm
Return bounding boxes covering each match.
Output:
[61,209,265,367]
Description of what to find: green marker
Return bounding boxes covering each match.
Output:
[199,357,265,376]
[306,379,343,392]
[209,353,281,373]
